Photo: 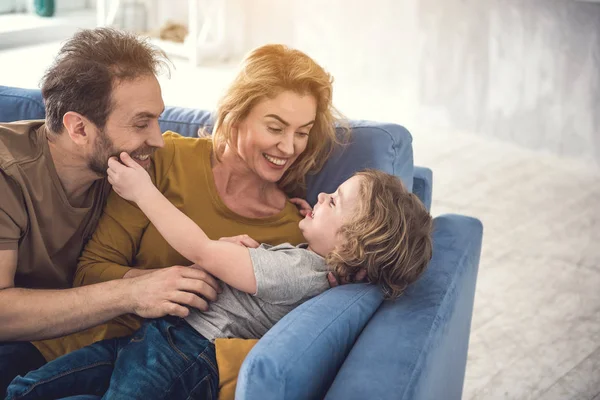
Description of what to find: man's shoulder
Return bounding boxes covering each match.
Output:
[0,120,45,172]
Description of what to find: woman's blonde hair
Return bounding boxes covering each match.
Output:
[211,44,347,197]
[326,170,434,299]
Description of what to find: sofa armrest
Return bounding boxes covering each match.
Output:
[326,214,483,400]
[413,166,432,211]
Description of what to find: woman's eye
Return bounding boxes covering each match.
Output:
[268,127,282,133]
[296,132,309,137]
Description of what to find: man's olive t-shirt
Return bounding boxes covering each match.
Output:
[0,120,110,288]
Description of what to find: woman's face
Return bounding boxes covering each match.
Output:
[234,90,317,183]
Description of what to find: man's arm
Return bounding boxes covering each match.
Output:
[0,248,218,341]
[0,248,130,341]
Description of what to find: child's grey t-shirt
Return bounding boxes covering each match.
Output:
[185,243,329,341]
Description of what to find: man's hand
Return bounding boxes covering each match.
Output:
[289,198,312,217]
[127,265,221,318]
[107,152,155,203]
[218,234,260,248]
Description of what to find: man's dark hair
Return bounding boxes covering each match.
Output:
[41,28,170,133]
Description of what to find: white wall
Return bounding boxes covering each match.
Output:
[156,0,600,165]
[239,0,600,165]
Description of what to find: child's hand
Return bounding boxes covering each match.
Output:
[107,152,155,203]
[327,269,368,288]
[289,197,312,217]
[218,234,260,248]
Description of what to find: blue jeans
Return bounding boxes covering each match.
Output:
[0,341,46,397]
[6,318,219,400]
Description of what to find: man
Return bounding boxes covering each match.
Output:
[0,28,219,392]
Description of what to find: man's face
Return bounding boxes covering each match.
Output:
[88,74,165,175]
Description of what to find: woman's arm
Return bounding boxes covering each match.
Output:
[108,153,258,294]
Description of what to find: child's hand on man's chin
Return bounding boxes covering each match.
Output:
[106,152,153,203]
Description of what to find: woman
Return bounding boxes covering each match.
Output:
[31,44,347,398]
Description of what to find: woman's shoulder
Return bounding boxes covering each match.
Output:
[152,132,212,179]
[161,131,212,152]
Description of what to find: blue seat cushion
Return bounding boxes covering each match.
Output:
[235,284,384,400]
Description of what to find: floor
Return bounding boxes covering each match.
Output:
[413,130,600,400]
[1,41,599,400]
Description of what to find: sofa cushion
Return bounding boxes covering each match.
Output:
[235,283,383,400]
[159,106,213,137]
[0,86,45,122]
[306,120,414,203]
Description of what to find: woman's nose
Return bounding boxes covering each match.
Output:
[277,132,294,156]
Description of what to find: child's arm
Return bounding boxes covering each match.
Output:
[107,153,257,294]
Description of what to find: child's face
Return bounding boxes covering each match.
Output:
[299,175,364,257]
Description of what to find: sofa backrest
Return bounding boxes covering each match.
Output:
[0,85,415,202]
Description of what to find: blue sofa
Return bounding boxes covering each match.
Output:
[0,85,483,400]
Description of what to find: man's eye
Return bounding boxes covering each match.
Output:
[136,124,149,129]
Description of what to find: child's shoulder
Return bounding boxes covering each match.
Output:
[250,243,322,267]
[258,243,309,252]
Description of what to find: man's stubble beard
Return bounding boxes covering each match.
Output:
[88,128,121,177]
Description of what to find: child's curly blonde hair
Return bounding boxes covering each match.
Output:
[326,169,433,299]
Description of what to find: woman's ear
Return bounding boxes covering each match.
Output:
[230,124,239,142]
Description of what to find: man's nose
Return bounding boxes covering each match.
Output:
[147,123,164,148]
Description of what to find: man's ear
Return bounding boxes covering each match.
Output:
[63,112,93,145]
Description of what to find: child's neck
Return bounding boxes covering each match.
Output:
[306,245,326,258]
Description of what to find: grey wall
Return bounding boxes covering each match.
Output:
[240,0,600,165]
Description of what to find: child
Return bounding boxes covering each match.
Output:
[7,153,433,400]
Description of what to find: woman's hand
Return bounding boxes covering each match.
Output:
[218,234,260,248]
[107,152,155,203]
[289,198,312,217]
